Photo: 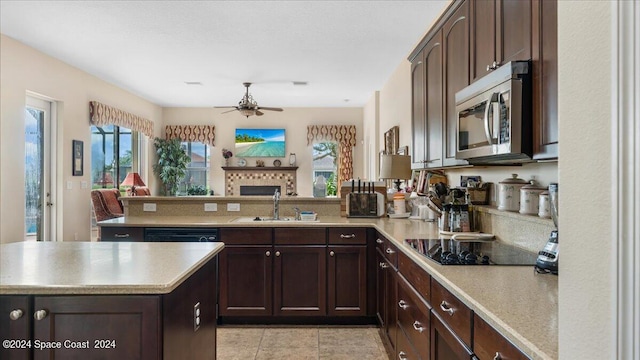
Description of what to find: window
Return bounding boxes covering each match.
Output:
[312,141,338,196]
[91,125,140,192]
[178,141,210,194]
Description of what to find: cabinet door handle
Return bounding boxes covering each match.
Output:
[9,309,23,320]
[34,309,48,321]
[114,233,130,238]
[376,238,384,244]
[275,251,281,257]
[412,320,425,333]
[329,251,335,257]
[385,248,395,254]
[439,301,455,316]
[379,262,389,269]
[340,234,355,239]
[398,350,407,360]
[398,300,408,310]
[265,251,271,257]
[493,352,502,360]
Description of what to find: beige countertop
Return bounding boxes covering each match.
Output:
[0,241,224,295]
[98,215,557,360]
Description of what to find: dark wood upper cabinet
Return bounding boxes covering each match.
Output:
[532,0,558,159]
[471,0,532,83]
[327,245,367,316]
[443,0,470,167]
[411,54,427,168]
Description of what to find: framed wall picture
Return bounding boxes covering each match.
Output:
[384,126,400,154]
[72,140,83,176]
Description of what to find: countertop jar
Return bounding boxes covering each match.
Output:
[519,181,546,215]
[498,174,528,212]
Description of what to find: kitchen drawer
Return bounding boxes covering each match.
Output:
[328,227,366,245]
[431,279,472,348]
[397,325,421,360]
[398,250,431,303]
[474,313,530,360]
[274,228,326,245]
[220,228,273,245]
[101,227,144,242]
[375,232,386,252]
[377,234,398,268]
[397,275,430,360]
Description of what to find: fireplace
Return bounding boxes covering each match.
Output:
[240,185,281,196]
[223,166,298,196]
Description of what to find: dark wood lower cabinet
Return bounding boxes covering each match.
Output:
[1,258,216,360]
[397,327,421,360]
[383,252,398,350]
[327,245,367,316]
[431,312,474,360]
[274,246,327,316]
[473,314,529,360]
[218,246,273,316]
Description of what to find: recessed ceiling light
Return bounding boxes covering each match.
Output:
[292,81,308,86]
[344,99,350,102]
[184,81,203,86]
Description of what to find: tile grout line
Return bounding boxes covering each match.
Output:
[253,328,265,360]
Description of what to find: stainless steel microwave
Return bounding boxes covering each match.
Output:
[455,61,533,164]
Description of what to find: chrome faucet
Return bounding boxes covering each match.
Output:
[273,189,281,220]
[293,207,301,221]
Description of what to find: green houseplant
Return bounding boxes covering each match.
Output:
[152,138,191,196]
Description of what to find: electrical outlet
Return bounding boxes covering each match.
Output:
[193,302,201,331]
[143,203,157,212]
[66,181,73,190]
[227,203,240,211]
[204,203,217,212]
[81,181,88,189]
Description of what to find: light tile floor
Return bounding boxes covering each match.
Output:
[217,326,390,360]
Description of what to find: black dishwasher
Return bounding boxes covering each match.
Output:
[144,228,218,242]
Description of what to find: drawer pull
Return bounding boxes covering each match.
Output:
[376,238,384,244]
[380,262,389,269]
[265,251,271,257]
[34,309,48,321]
[412,320,425,333]
[398,351,407,360]
[9,309,23,320]
[275,251,281,257]
[385,248,395,254]
[493,352,502,360]
[340,234,356,239]
[439,301,455,316]
[329,251,335,257]
[114,233,130,238]
[398,300,408,310]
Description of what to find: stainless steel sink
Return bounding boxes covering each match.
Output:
[231,216,319,223]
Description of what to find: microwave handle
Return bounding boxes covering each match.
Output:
[483,92,500,145]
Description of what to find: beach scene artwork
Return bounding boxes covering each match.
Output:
[235,128,286,157]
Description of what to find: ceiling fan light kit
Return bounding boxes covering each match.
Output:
[215,82,283,118]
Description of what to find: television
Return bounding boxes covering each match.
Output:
[235,128,286,157]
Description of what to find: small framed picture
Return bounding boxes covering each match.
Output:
[72,140,83,176]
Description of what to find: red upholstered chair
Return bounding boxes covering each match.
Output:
[132,186,151,196]
[91,189,124,222]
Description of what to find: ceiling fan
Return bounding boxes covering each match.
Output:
[215,82,283,118]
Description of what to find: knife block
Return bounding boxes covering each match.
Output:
[340,182,387,217]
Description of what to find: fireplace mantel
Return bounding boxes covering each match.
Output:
[222,167,298,196]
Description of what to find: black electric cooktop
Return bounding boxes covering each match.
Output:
[405,238,538,266]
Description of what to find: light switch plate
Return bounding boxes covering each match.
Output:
[143,203,157,212]
[204,203,217,212]
[81,181,88,189]
[227,203,240,211]
[66,181,73,190]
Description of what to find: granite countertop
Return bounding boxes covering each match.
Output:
[0,241,224,295]
[97,215,557,360]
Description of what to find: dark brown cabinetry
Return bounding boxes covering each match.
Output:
[431,279,473,348]
[100,226,144,242]
[442,0,471,167]
[474,314,529,360]
[397,275,431,359]
[376,233,399,351]
[328,245,367,316]
[431,312,474,360]
[471,0,532,83]
[274,245,327,316]
[411,30,444,169]
[0,258,216,360]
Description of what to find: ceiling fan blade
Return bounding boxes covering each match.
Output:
[258,107,284,112]
[220,109,238,114]
[214,106,237,108]
[255,110,264,116]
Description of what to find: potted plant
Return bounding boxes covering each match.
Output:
[152,138,191,196]
[187,184,208,196]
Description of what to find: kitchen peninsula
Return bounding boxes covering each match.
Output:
[0,241,224,359]
[99,211,558,360]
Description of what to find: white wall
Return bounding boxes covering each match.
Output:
[0,34,163,243]
[379,60,413,153]
[557,1,614,358]
[362,91,380,180]
[162,107,363,197]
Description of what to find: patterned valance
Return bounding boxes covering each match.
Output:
[306,125,357,147]
[89,101,154,137]
[165,125,216,147]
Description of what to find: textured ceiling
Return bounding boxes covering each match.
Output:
[0,1,449,108]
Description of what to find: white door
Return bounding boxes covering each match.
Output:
[24,96,56,241]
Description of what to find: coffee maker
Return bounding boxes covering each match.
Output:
[536,183,558,274]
